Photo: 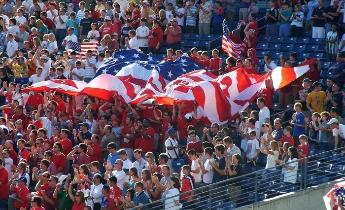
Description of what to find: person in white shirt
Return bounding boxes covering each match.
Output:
[112,159,128,190]
[118,149,133,173]
[15,9,27,25]
[29,67,45,84]
[55,9,69,44]
[7,18,20,37]
[83,50,97,82]
[281,147,299,184]
[88,174,104,207]
[263,53,277,72]
[71,61,84,81]
[329,118,345,149]
[257,97,270,129]
[46,4,58,20]
[224,136,241,158]
[200,147,214,184]
[132,149,147,175]
[165,128,179,169]
[245,130,260,163]
[261,140,279,170]
[125,30,140,50]
[187,150,202,186]
[63,27,78,50]
[87,23,101,42]
[47,33,58,54]
[163,177,181,210]
[6,34,18,58]
[175,2,185,26]
[135,19,149,51]
[76,1,86,24]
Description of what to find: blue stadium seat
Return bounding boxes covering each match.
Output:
[295,44,306,53]
[184,40,199,48]
[257,50,266,58]
[310,38,325,45]
[258,36,270,43]
[268,43,281,50]
[190,34,200,40]
[257,43,268,50]
[301,52,310,58]
[271,51,282,59]
[268,37,282,43]
[305,44,319,52]
[282,37,297,44]
[321,62,331,70]
[182,33,192,40]
[296,37,310,44]
[199,41,210,48]
[311,52,325,59]
[281,44,293,52]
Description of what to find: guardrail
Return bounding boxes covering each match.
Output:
[131,147,345,209]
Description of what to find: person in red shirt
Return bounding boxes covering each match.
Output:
[113,13,122,36]
[0,158,9,208]
[17,139,30,162]
[11,105,30,130]
[59,129,73,156]
[189,47,202,65]
[224,57,237,73]
[40,12,56,30]
[109,176,123,209]
[4,140,18,165]
[297,134,309,159]
[243,13,258,51]
[27,93,44,111]
[180,165,195,204]
[68,186,86,210]
[99,16,116,37]
[208,49,222,75]
[165,18,182,49]
[247,48,259,69]
[164,48,175,61]
[199,51,210,67]
[51,142,67,173]
[148,19,164,53]
[280,126,295,148]
[10,177,30,209]
[86,134,101,161]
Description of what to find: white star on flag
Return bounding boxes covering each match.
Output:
[133,54,140,58]
[168,71,173,78]
[119,55,125,59]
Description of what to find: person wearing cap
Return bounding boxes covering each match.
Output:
[8,176,30,209]
[71,60,84,81]
[99,16,115,37]
[306,81,326,113]
[328,118,345,149]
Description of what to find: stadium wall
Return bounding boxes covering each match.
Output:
[239,178,345,210]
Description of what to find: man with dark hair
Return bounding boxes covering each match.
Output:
[133,182,150,208]
[210,144,226,183]
[264,53,277,72]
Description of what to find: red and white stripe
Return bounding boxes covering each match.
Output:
[76,41,99,60]
[271,64,310,90]
[23,79,87,96]
[131,70,166,104]
[81,74,137,102]
[323,181,345,210]
[116,63,153,88]
[222,34,244,58]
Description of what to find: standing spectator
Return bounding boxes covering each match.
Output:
[279,3,292,38]
[239,0,250,21]
[187,150,202,187]
[263,53,277,72]
[175,1,185,27]
[280,146,299,190]
[257,97,270,128]
[291,102,305,141]
[133,182,151,208]
[6,33,18,58]
[163,176,181,210]
[290,4,304,37]
[324,0,340,33]
[198,0,212,35]
[211,1,225,34]
[185,0,198,34]
[311,0,326,39]
[136,18,150,53]
[199,147,214,185]
[125,30,140,50]
[8,177,30,210]
[80,10,93,39]
[326,24,338,62]
[148,19,163,53]
[63,27,78,50]
[165,19,182,50]
[54,8,68,46]
[328,118,345,149]
[265,0,279,37]
[306,81,327,113]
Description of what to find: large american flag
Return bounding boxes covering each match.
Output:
[67,40,99,60]
[222,19,245,58]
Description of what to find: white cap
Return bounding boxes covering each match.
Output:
[105,16,111,21]
[328,118,339,125]
[185,113,193,120]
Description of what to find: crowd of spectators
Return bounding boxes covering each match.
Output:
[0,0,344,209]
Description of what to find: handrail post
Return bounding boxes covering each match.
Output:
[254,171,258,202]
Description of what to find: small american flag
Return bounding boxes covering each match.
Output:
[67,40,99,60]
[222,19,244,58]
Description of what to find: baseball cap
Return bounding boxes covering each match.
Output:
[105,16,111,21]
[328,118,339,125]
[79,122,90,129]
[303,78,312,83]
[168,127,177,136]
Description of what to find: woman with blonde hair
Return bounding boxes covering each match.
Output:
[262,140,279,170]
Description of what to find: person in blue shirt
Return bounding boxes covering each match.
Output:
[291,102,305,141]
[133,182,150,209]
[107,142,119,165]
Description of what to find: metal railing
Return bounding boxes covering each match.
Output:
[132,147,345,209]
